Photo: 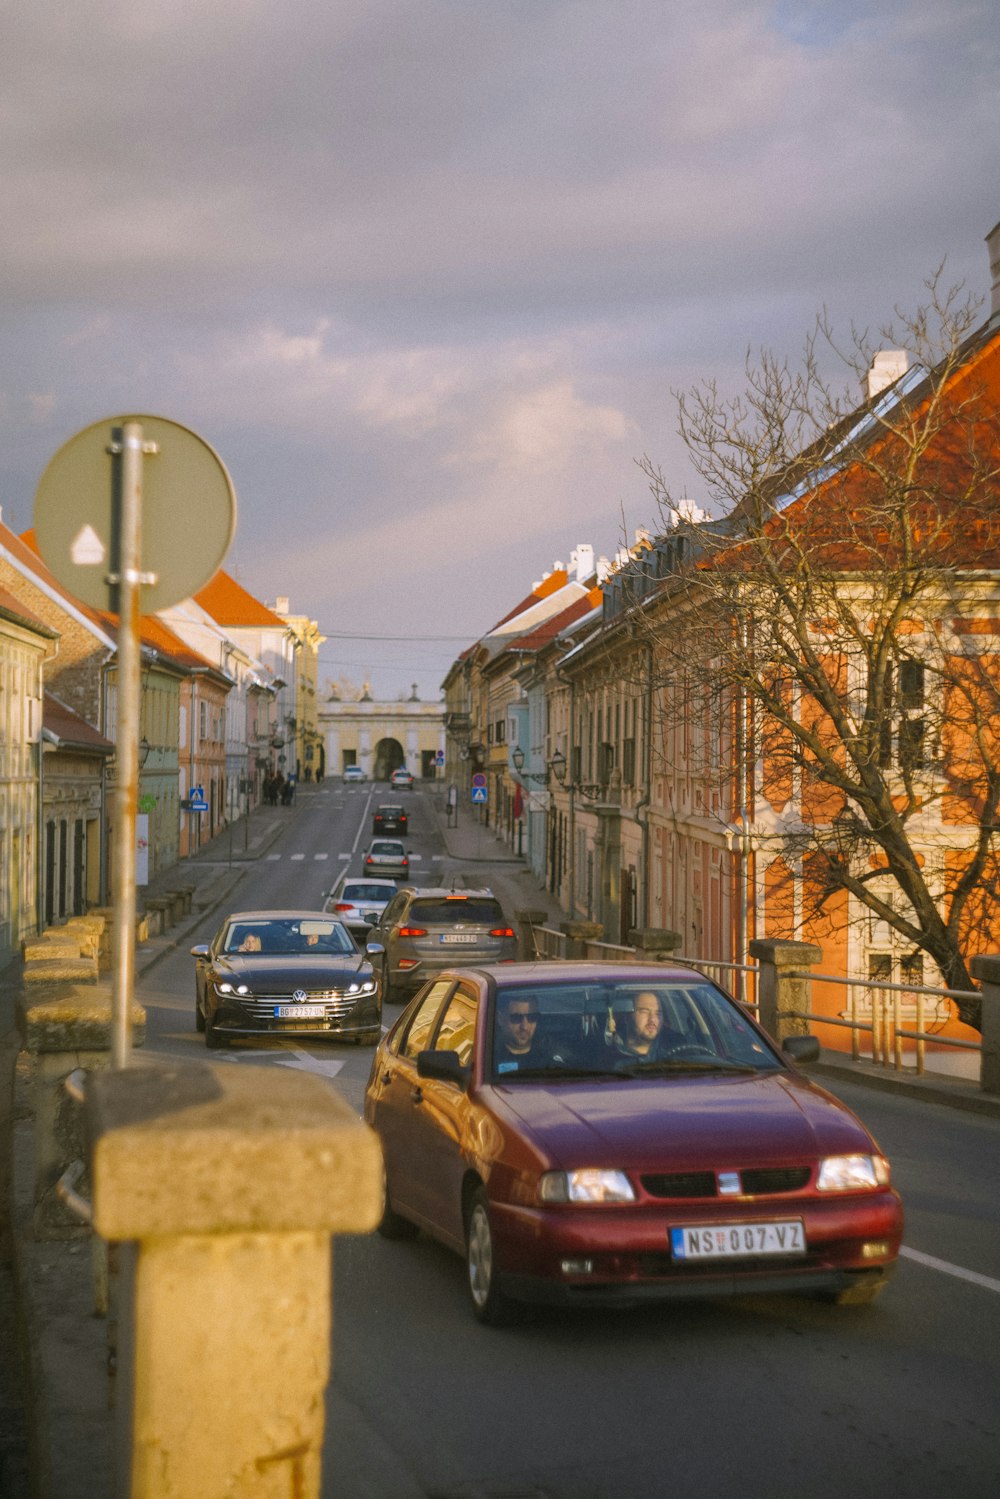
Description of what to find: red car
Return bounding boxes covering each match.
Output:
[364,962,903,1324]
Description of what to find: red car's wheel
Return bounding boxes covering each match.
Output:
[465,1187,515,1326]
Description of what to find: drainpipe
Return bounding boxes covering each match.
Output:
[561,673,577,920]
[735,615,751,1003]
[634,639,654,930]
[36,732,46,935]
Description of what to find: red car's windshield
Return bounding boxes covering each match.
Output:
[491,979,780,1079]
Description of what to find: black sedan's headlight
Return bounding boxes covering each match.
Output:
[214,979,252,997]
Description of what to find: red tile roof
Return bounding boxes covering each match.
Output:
[43,693,113,753]
[0,581,57,637]
[194,569,287,628]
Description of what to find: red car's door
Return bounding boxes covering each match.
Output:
[373,980,454,1220]
[406,982,482,1251]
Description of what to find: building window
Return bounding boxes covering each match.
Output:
[622,737,636,786]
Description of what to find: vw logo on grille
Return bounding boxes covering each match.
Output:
[292,989,308,1003]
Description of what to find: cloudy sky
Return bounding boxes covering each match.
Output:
[2,0,998,699]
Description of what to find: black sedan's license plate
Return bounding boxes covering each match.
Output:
[670,1220,805,1261]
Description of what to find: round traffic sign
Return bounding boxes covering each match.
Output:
[33,414,236,612]
[471,772,487,788]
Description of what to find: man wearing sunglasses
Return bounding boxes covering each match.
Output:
[494,994,557,1072]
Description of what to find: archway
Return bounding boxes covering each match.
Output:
[374,737,405,781]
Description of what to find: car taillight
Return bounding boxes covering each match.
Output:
[334,903,353,912]
[490,927,516,938]
[398,927,427,937]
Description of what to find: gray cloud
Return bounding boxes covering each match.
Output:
[2,0,998,697]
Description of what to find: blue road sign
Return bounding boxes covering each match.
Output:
[471,786,488,804]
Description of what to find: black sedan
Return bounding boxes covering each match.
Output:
[191,910,384,1049]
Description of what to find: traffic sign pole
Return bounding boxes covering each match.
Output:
[110,421,149,1069]
[34,412,237,1070]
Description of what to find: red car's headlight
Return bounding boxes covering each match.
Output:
[538,1169,636,1204]
[816,1154,891,1191]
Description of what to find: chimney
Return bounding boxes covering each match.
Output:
[273,596,290,614]
[987,219,1000,323]
[865,350,909,401]
[569,543,594,582]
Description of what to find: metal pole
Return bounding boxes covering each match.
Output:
[110,421,145,1070]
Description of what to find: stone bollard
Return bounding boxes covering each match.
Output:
[142,897,174,934]
[628,928,683,961]
[968,956,1000,1093]
[21,937,82,963]
[559,920,604,958]
[89,908,116,970]
[515,908,548,960]
[18,982,146,1239]
[22,955,100,986]
[170,885,195,915]
[748,938,821,1044]
[86,1060,383,1499]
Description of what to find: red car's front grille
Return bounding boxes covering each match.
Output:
[641,1167,811,1199]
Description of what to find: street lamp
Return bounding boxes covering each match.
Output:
[511,745,553,786]
[547,749,604,800]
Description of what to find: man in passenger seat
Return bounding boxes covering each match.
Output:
[606,991,672,1062]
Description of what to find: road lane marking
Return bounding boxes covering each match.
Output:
[290,853,305,861]
[314,852,328,859]
[338,852,350,860]
[275,1046,346,1078]
[901,1245,1000,1294]
[266,853,281,860]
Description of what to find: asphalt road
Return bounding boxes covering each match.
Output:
[136,783,1000,1499]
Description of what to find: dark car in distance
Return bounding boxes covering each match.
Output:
[192,910,383,1048]
[373,803,408,835]
[365,962,903,1324]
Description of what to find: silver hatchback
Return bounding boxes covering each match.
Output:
[371,887,517,1004]
[363,839,409,880]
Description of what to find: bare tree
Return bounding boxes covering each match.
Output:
[636,273,1000,1027]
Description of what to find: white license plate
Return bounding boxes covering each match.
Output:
[670,1220,805,1261]
[274,1004,326,1019]
[440,934,478,944]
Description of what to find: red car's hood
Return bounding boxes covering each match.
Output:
[492,1073,876,1170]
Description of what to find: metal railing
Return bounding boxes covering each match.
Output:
[528,926,760,1009]
[669,954,759,1013]
[784,971,981,1078]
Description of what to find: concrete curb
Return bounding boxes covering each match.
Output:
[808,1054,1000,1119]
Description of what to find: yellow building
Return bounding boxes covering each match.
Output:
[319,688,445,782]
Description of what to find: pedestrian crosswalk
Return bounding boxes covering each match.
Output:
[262,851,432,862]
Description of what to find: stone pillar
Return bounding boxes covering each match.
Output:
[86,1060,383,1499]
[628,928,682,959]
[560,920,604,958]
[968,956,1000,1093]
[748,938,822,1043]
[18,983,146,1238]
